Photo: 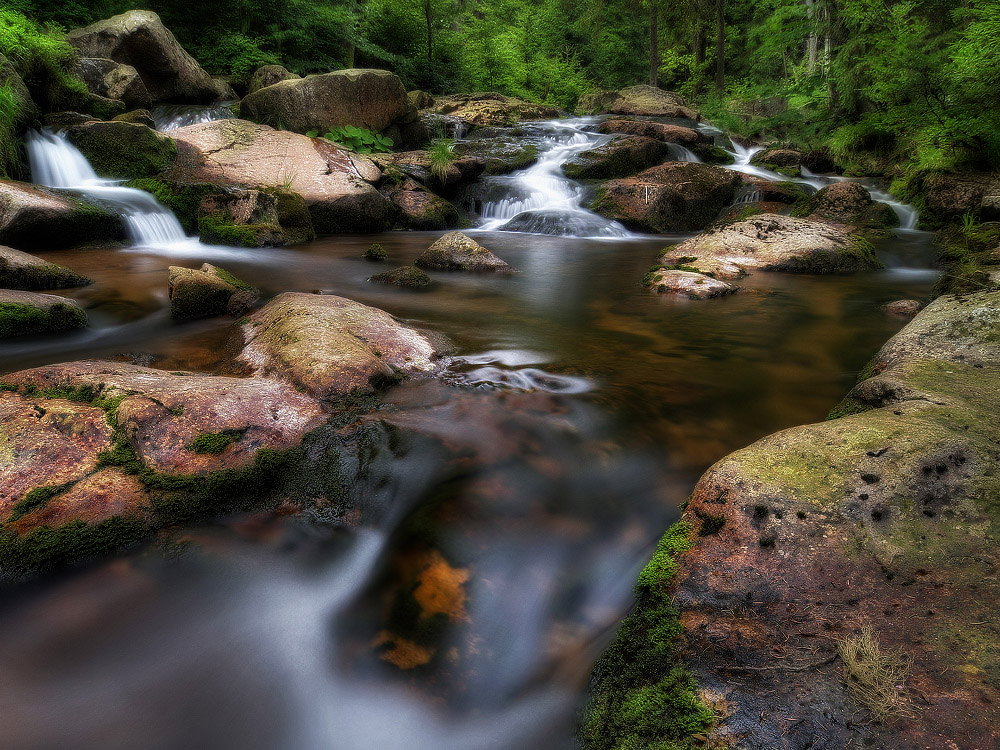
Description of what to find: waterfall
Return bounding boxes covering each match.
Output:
[476,118,632,238]
[152,102,237,131]
[26,129,187,247]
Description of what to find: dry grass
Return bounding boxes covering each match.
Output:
[837,625,914,721]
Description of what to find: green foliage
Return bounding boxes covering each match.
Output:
[426,137,456,182]
[187,430,241,454]
[0,7,88,111]
[312,125,394,154]
[0,82,22,179]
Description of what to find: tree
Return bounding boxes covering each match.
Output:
[714,0,724,90]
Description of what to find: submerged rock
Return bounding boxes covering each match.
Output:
[592,162,742,233]
[383,183,461,231]
[644,268,738,299]
[0,246,92,290]
[659,213,882,278]
[64,119,176,179]
[66,11,233,103]
[414,232,515,272]
[561,136,669,180]
[168,263,258,319]
[369,265,432,289]
[0,290,88,339]
[164,119,395,233]
[0,180,126,250]
[882,299,923,318]
[237,292,450,402]
[577,85,698,120]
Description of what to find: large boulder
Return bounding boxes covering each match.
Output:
[658,213,883,278]
[597,119,710,146]
[66,11,232,103]
[453,137,539,175]
[920,171,1000,226]
[197,187,315,246]
[0,181,126,250]
[381,180,461,231]
[63,120,176,179]
[247,64,299,94]
[561,136,669,180]
[163,119,395,233]
[74,57,152,109]
[795,181,897,230]
[240,69,410,136]
[592,162,742,233]
[414,232,514,272]
[371,150,485,192]
[0,290,88,339]
[429,92,562,128]
[0,246,92,290]
[578,86,698,120]
[236,292,451,402]
[168,263,258,319]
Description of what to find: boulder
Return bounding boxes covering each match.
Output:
[0,246,92,290]
[66,11,233,103]
[0,181,125,250]
[561,136,669,180]
[164,119,395,233]
[240,69,409,136]
[597,119,710,147]
[577,86,698,120]
[408,90,434,109]
[882,299,923,318]
[739,177,809,205]
[168,263,258,319]
[247,64,300,94]
[0,290,88,338]
[382,181,461,230]
[750,147,803,176]
[921,171,1000,226]
[363,243,388,261]
[658,214,883,279]
[795,181,897,230]
[429,93,562,128]
[372,150,485,192]
[236,292,450,402]
[74,57,152,109]
[414,232,514,272]
[369,265,432,289]
[592,162,742,233]
[453,137,539,175]
[197,188,315,246]
[64,120,176,179]
[643,268,738,299]
[113,109,156,128]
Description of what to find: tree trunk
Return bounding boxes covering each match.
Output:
[425,0,434,62]
[693,21,705,94]
[649,0,659,87]
[806,0,818,74]
[715,0,725,91]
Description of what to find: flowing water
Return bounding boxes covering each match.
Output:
[151,101,238,131]
[0,118,939,749]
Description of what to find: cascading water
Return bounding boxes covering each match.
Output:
[26,129,187,247]
[152,101,237,131]
[476,118,632,238]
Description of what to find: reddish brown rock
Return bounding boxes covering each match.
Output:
[798,181,897,229]
[597,119,710,146]
[883,299,923,318]
[8,470,150,534]
[644,268,738,299]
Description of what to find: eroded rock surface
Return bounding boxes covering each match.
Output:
[0,246,92,290]
[0,290,88,339]
[0,180,125,250]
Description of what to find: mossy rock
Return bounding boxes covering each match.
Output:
[169,263,258,319]
[691,144,735,165]
[364,243,388,261]
[126,178,217,233]
[0,291,88,339]
[0,246,92,290]
[369,265,432,289]
[65,121,176,179]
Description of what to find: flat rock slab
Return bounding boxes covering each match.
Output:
[645,268,738,299]
[414,231,515,272]
[0,180,125,250]
[237,292,450,402]
[659,213,882,278]
[2,360,328,476]
[165,119,394,233]
[0,290,88,339]
[0,245,92,290]
[598,119,709,146]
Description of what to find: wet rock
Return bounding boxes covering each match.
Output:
[240,69,410,136]
[0,180,126,250]
[414,231,514,272]
[429,92,562,128]
[920,171,1000,226]
[372,150,485,192]
[74,57,152,109]
[363,243,388,262]
[796,181,897,230]
[749,146,804,176]
[168,263,258,319]
[597,119,710,146]
[0,290,87,338]
[64,120,176,179]
[197,187,314,246]
[247,64,299,94]
[66,11,233,103]
[0,246,92,290]
[453,137,539,175]
[644,268,738,299]
[659,214,882,278]
[382,181,461,230]
[882,299,923,318]
[740,176,809,205]
[577,85,698,120]
[237,292,450,402]
[112,109,156,128]
[591,162,742,233]
[369,265,432,289]
[561,136,669,180]
[164,119,395,233]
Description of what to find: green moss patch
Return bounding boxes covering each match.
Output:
[186,430,242,455]
[933,222,1000,296]
[126,179,215,233]
[7,481,76,522]
[66,123,176,180]
[0,301,87,339]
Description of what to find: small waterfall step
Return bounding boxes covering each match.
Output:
[25,129,187,247]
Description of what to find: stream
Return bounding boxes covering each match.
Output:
[0,115,939,749]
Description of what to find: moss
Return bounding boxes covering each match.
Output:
[261,187,315,244]
[364,243,389,261]
[0,257,92,291]
[186,430,241,455]
[580,521,714,750]
[484,143,539,174]
[696,511,725,535]
[0,301,87,339]
[691,144,735,165]
[7,481,76,522]
[66,123,176,180]
[370,265,432,289]
[826,396,872,420]
[933,222,1000,296]
[212,266,254,291]
[127,179,215,233]
[198,213,277,248]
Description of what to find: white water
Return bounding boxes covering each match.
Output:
[152,101,237,131]
[477,118,631,238]
[26,129,187,247]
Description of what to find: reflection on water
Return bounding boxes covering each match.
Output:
[0,224,938,748]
